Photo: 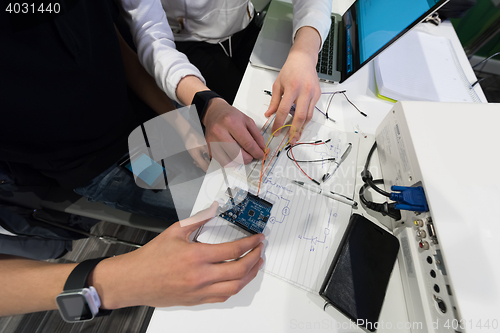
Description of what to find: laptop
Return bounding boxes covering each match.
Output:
[250,0,450,83]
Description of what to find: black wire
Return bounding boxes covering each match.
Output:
[472,51,500,70]
[359,179,401,221]
[359,179,384,207]
[471,77,486,87]
[286,149,335,163]
[360,142,401,220]
[363,141,392,197]
[470,52,500,88]
[365,141,377,171]
[342,92,367,117]
[367,178,391,197]
[286,142,336,163]
[322,90,367,118]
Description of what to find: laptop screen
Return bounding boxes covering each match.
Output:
[343,0,447,80]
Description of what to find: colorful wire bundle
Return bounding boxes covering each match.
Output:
[257,124,296,195]
[285,140,335,185]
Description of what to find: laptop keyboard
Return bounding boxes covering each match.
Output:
[316,20,335,76]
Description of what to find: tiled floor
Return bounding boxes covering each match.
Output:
[0,222,159,333]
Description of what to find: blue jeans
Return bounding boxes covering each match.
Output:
[74,158,178,226]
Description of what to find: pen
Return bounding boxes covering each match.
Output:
[221,167,235,207]
[338,143,352,165]
[323,143,352,182]
[329,190,358,207]
[292,180,357,207]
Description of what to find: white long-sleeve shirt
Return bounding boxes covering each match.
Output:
[120,0,332,103]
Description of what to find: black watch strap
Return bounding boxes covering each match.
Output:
[64,257,107,290]
[64,257,112,317]
[192,90,222,123]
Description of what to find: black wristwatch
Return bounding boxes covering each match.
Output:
[56,257,112,323]
[191,90,222,123]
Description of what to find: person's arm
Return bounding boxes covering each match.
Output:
[119,0,205,105]
[115,25,176,115]
[116,25,212,170]
[0,203,264,316]
[265,0,333,143]
[0,255,77,316]
[176,76,266,163]
[119,0,265,163]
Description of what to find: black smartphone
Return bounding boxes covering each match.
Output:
[319,214,400,332]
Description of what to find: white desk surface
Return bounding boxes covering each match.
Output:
[146,2,485,332]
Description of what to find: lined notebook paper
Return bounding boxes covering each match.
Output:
[374,30,481,103]
[194,120,360,292]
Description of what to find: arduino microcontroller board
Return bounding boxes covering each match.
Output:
[218,188,273,234]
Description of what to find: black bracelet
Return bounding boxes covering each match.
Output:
[191,90,222,123]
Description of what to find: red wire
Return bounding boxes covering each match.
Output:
[257,149,270,196]
[289,142,327,182]
[289,144,314,182]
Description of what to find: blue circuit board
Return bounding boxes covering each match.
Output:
[218,188,273,234]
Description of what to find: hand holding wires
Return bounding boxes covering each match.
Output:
[264,90,334,123]
[264,90,367,125]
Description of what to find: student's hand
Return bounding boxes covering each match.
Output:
[91,202,265,309]
[264,27,322,144]
[181,130,210,172]
[203,98,266,164]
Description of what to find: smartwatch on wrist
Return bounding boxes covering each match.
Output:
[56,257,111,323]
[192,90,222,123]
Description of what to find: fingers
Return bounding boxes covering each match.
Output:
[289,93,317,144]
[208,124,260,165]
[204,100,265,163]
[200,257,263,301]
[272,93,295,135]
[289,94,309,141]
[244,118,266,156]
[179,201,219,230]
[264,82,282,118]
[211,242,264,281]
[191,148,210,172]
[209,141,240,168]
[197,296,230,304]
[202,233,264,263]
[228,120,265,161]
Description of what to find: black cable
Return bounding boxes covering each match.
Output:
[341,92,367,117]
[286,149,335,163]
[364,141,377,171]
[359,179,384,207]
[367,178,391,197]
[471,52,500,87]
[361,142,391,197]
[359,180,401,221]
[472,51,500,70]
[285,142,336,163]
[359,141,401,220]
[471,77,486,87]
